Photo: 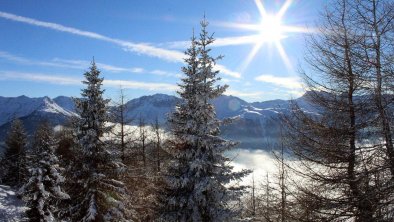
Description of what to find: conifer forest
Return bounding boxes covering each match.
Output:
[1,0,394,221]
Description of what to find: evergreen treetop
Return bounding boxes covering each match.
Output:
[19,122,69,221]
[162,18,250,222]
[70,60,127,221]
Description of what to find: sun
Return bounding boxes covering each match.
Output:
[216,0,312,72]
[258,14,286,43]
[225,0,312,73]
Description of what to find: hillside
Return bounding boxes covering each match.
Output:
[0,93,315,149]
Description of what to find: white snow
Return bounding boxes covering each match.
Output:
[41,97,77,117]
[250,106,263,111]
[0,185,28,221]
[242,108,262,116]
[0,96,78,126]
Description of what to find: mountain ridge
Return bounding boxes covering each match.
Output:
[0,93,314,148]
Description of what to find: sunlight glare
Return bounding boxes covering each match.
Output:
[277,0,292,19]
[254,0,267,17]
[275,41,292,71]
[227,0,312,73]
[239,0,294,73]
[259,14,286,43]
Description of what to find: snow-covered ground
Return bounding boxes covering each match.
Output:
[0,185,27,221]
[0,149,279,221]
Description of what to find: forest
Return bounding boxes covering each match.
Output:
[1,0,394,221]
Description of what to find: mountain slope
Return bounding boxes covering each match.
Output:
[123,94,180,124]
[0,97,77,141]
[0,95,45,126]
[0,93,314,149]
[53,96,76,112]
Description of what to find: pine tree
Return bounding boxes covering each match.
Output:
[160,19,249,222]
[1,118,28,187]
[19,121,69,221]
[69,60,127,221]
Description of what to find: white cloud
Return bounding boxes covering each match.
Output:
[162,35,260,49]
[121,43,184,62]
[0,11,241,78]
[104,79,177,91]
[52,58,146,74]
[0,11,183,62]
[0,51,83,69]
[161,40,189,49]
[0,51,31,63]
[215,64,241,78]
[0,71,82,85]
[0,71,177,91]
[213,35,260,47]
[149,69,181,78]
[287,89,305,97]
[220,78,240,83]
[255,74,302,89]
[0,51,183,78]
[224,89,265,101]
[229,149,277,184]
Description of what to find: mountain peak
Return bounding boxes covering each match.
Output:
[17,95,29,99]
[39,97,76,117]
[0,93,315,148]
[144,93,177,102]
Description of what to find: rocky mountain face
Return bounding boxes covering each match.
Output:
[0,93,315,149]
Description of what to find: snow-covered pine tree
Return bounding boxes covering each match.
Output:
[160,19,250,222]
[0,118,28,187]
[70,60,127,221]
[19,121,70,221]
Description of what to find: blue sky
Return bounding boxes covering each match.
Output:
[0,0,323,102]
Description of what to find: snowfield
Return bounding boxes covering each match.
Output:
[0,185,27,221]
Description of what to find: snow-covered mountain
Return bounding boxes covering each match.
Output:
[53,96,76,112]
[0,96,77,141]
[123,94,180,123]
[0,93,315,148]
[0,96,76,126]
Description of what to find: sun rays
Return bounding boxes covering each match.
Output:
[222,0,312,73]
